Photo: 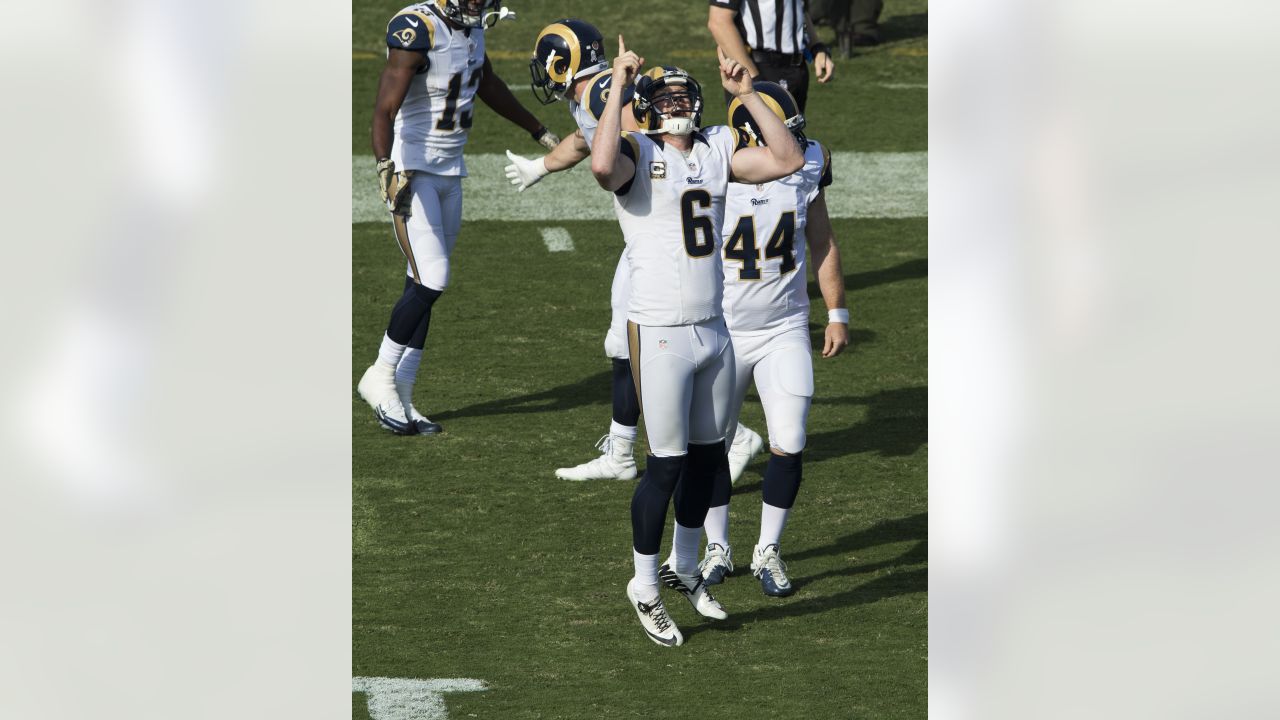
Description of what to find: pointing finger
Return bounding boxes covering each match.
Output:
[618,34,626,55]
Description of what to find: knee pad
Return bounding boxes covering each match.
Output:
[769,426,807,456]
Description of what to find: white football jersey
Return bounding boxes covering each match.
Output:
[385,3,486,176]
[614,126,739,326]
[567,71,634,149]
[721,139,833,335]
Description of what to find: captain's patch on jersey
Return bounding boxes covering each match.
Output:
[649,161,667,179]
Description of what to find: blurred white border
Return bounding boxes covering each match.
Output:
[931,0,1280,717]
[0,1,351,718]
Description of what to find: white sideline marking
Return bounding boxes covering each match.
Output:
[880,83,927,89]
[352,676,487,720]
[352,152,926,222]
[540,227,574,252]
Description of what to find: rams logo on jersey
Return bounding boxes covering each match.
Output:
[393,28,417,47]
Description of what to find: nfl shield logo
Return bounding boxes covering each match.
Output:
[658,339,668,350]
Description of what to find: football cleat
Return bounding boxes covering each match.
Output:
[626,579,683,647]
[406,406,443,435]
[728,424,765,485]
[751,544,795,597]
[395,380,443,435]
[699,543,734,586]
[658,562,728,620]
[555,435,637,481]
[358,364,415,435]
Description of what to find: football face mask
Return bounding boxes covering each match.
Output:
[443,0,507,28]
[635,68,703,136]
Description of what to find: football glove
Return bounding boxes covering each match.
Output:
[533,127,561,151]
[376,158,412,215]
[504,150,550,192]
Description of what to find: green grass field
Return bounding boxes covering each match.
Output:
[353,2,926,717]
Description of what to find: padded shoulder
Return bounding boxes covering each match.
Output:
[802,140,832,188]
[386,6,441,51]
[584,71,635,122]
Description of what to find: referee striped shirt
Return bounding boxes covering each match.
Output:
[709,0,808,55]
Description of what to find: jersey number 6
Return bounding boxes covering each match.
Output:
[680,190,716,258]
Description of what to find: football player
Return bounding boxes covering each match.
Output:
[504,19,643,480]
[507,21,770,481]
[357,0,562,435]
[591,40,804,646]
[698,82,850,598]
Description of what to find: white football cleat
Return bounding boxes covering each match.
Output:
[555,434,638,481]
[626,579,683,647]
[658,562,728,620]
[751,543,795,597]
[728,424,765,485]
[699,543,734,586]
[396,380,444,435]
[358,364,414,435]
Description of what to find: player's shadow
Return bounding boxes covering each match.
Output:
[683,513,926,638]
[734,385,925,494]
[808,385,927,460]
[807,257,927,298]
[431,370,611,421]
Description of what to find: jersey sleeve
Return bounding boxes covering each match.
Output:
[615,131,646,197]
[585,71,636,122]
[709,0,742,9]
[386,9,438,51]
[818,143,834,188]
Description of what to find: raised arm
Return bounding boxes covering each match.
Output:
[707,4,759,79]
[477,54,559,148]
[720,48,805,183]
[590,36,642,192]
[805,189,850,357]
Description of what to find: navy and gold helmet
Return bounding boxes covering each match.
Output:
[728,81,807,148]
[529,19,608,105]
[440,0,505,28]
[633,66,703,136]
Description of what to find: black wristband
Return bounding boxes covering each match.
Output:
[809,42,830,57]
[531,126,548,141]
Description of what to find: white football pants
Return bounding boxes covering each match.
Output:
[604,250,632,360]
[402,172,462,291]
[627,317,736,457]
[725,324,814,455]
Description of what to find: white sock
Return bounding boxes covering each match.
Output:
[758,503,791,548]
[672,522,703,576]
[376,333,407,370]
[610,421,638,441]
[632,550,660,600]
[703,505,730,548]
[395,347,422,386]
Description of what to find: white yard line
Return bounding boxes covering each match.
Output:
[539,227,575,252]
[352,677,488,720]
[352,151,926,223]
